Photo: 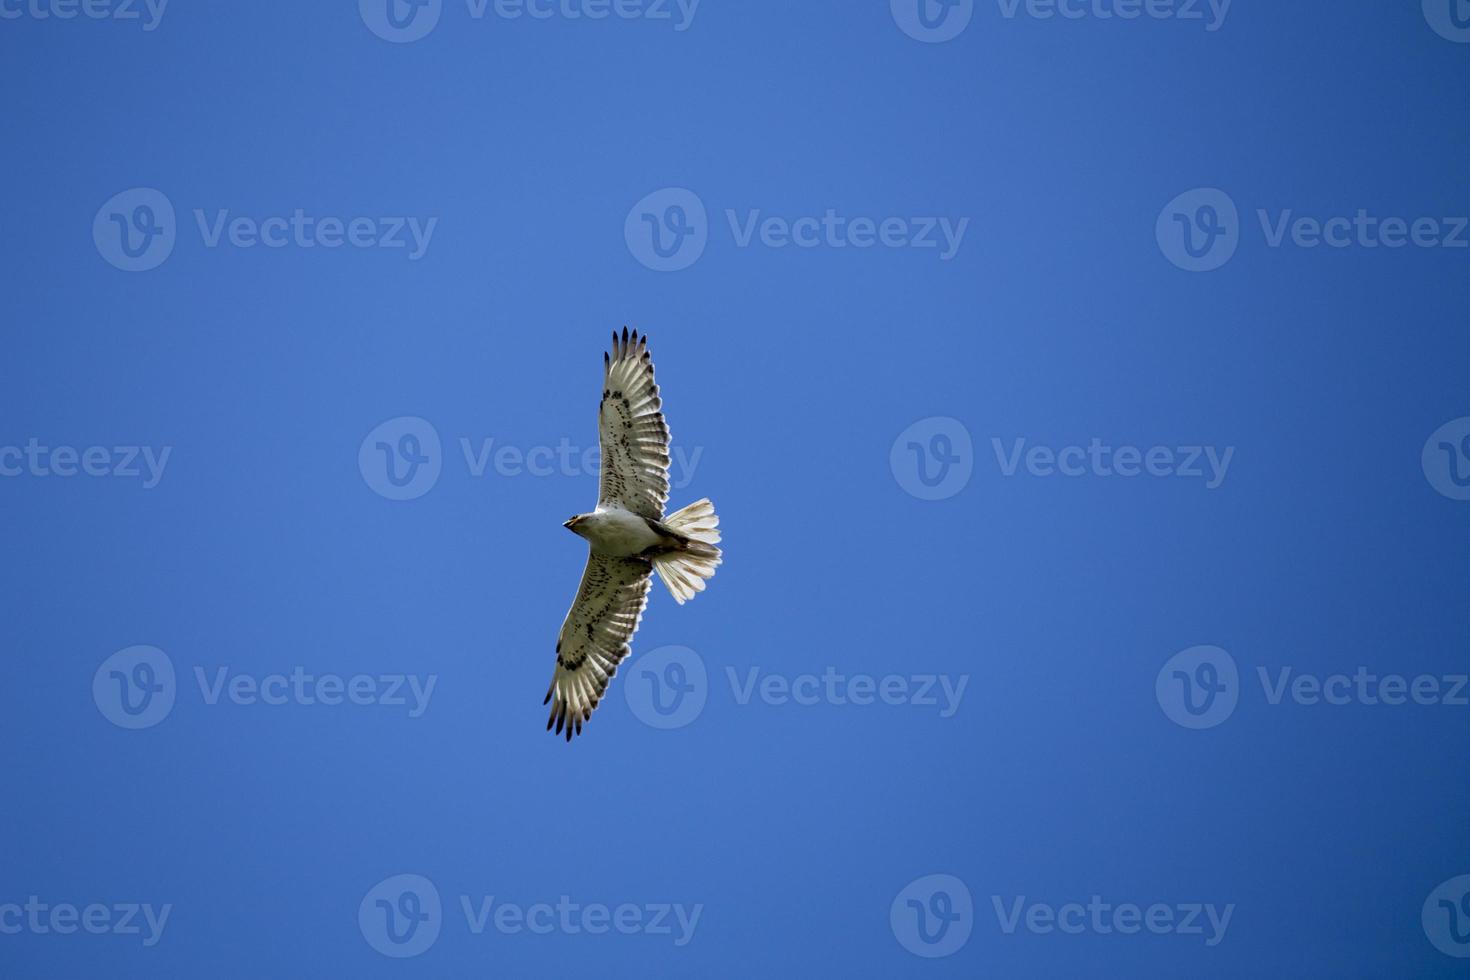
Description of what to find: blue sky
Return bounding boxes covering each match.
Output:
[2,1,1469,977]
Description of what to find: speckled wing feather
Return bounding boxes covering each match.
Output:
[544,554,652,740]
[597,327,670,521]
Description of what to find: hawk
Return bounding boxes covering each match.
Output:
[544,328,722,740]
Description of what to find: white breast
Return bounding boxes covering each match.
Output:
[583,506,661,557]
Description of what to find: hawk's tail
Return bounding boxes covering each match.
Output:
[653,498,722,605]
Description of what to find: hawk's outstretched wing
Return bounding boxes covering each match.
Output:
[598,327,670,521]
[544,553,652,740]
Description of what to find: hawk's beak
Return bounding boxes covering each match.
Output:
[563,518,576,529]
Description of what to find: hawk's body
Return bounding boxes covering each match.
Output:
[544,328,721,740]
[573,507,667,557]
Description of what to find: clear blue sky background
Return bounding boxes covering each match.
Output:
[3,2,1469,977]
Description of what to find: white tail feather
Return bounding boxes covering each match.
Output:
[653,498,722,604]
